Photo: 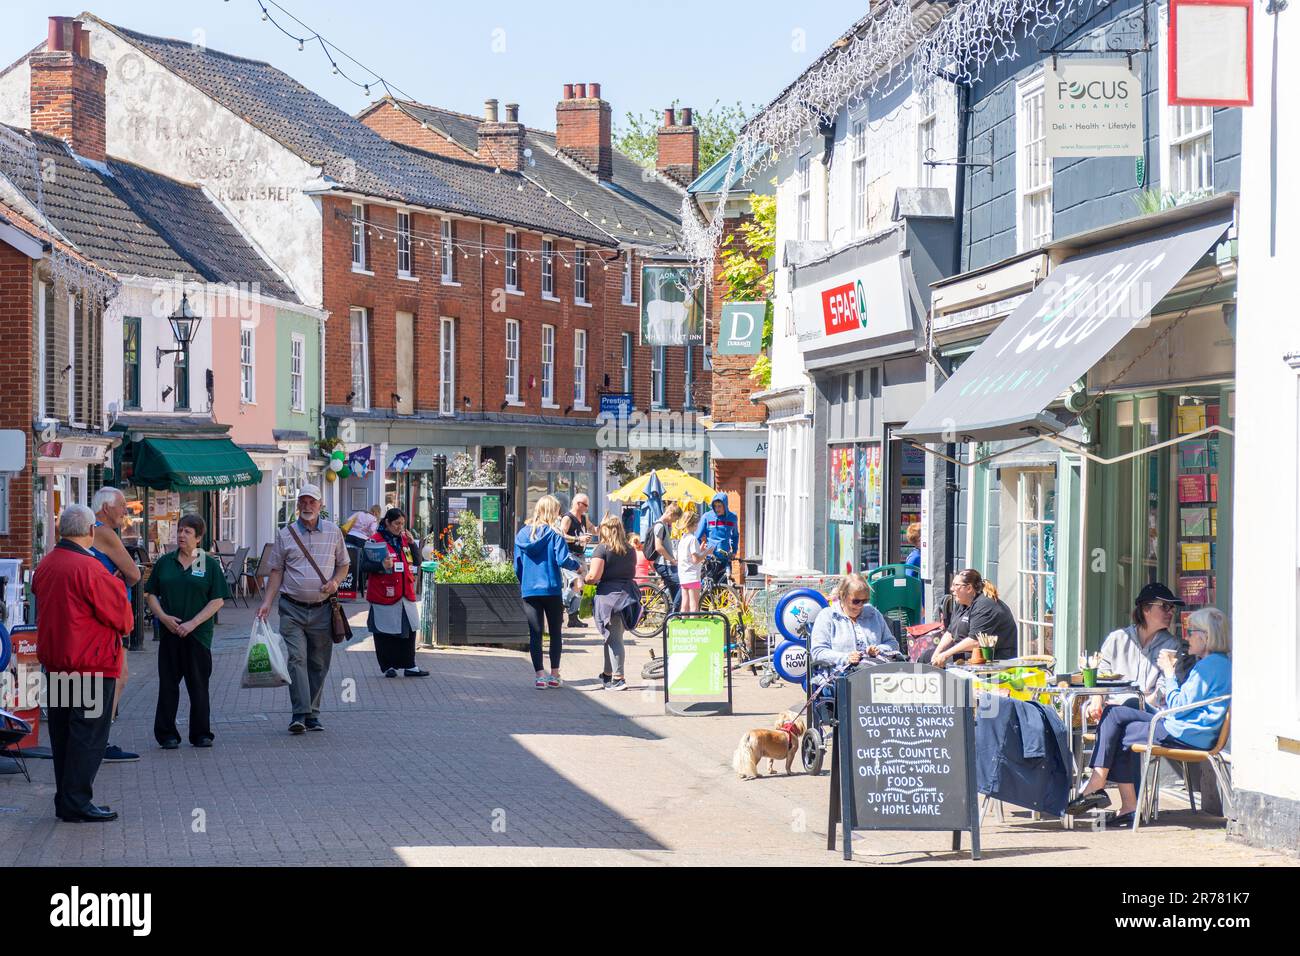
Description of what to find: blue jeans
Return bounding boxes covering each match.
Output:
[1090,705,1195,785]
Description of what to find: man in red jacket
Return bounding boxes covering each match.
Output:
[33,504,134,822]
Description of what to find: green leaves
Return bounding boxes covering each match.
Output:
[613,100,751,173]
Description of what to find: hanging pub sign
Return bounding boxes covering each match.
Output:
[1044,59,1144,159]
[640,266,703,347]
[1169,0,1253,107]
[717,302,766,355]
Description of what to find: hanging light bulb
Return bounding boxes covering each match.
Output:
[297,38,304,51]
[332,63,339,75]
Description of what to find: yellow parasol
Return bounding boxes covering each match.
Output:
[608,469,717,506]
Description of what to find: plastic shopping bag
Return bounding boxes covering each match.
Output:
[241,619,292,689]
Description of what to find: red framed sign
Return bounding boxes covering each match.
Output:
[1168,0,1253,107]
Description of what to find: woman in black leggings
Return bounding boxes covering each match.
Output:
[512,494,581,688]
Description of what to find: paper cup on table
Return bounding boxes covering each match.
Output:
[1082,667,1098,687]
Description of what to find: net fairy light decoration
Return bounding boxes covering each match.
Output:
[679,0,1088,291]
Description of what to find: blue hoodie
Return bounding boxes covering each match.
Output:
[696,492,739,556]
[513,523,580,598]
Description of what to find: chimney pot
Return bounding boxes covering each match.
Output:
[574,83,587,98]
[32,16,106,163]
[664,107,676,128]
[681,107,693,126]
[562,83,573,100]
[504,103,519,123]
[588,82,601,99]
[484,98,499,122]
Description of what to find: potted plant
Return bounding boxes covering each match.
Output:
[429,511,527,646]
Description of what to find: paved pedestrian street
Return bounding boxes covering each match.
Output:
[0,604,1290,867]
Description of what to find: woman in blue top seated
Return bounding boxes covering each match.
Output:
[1066,606,1231,826]
[810,573,899,670]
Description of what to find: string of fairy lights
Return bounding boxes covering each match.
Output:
[338,209,624,270]
[238,0,679,254]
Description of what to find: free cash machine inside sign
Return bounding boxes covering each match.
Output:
[1045,59,1143,159]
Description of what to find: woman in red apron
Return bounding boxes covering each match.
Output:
[361,508,428,677]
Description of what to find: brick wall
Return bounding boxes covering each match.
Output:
[555,87,612,181]
[359,104,482,165]
[712,457,766,575]
[323,197,700,423]
[708,212,765,425]
[28,40,107,163]
[0,243,35,564]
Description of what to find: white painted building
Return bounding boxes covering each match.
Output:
[1229,1,1300,856]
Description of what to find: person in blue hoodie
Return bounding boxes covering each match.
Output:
[514,494,581,689]
[1066,606,1231,826]
[695,492,739,581]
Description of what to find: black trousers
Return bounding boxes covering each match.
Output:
[47,675,116,818]
[154,633,213,745]
[523,595,564,672]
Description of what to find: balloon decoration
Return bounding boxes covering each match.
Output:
[325,470,337,482]
[328,458,344,473]
[338,465,352,479]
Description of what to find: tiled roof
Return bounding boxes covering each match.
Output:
[95,18,615,246]
[0,125,297,299]
[374,100,684,249]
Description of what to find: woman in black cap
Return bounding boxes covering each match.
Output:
[1083,583,1184,724]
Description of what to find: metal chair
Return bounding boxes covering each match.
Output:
[222,546,250,607]
[1130,694,1232,831]
[248,543,275,599]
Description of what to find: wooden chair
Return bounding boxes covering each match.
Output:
[1130,694,1232,831]
[246,543,274,603]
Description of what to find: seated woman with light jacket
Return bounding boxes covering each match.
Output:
[810,573,899,670]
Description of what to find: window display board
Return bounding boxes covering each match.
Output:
[1173,399,1220,631]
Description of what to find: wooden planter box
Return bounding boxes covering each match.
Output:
[433,582,529,646]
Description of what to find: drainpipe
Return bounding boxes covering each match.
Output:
[943,79,972,587]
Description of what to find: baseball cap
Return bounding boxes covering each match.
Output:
[297,483,323,501]
[1135,582,1183,607]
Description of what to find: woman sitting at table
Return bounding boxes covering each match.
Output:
[1083,582,1184,726]
[1065,606,1232,825]
[922,569,1017,667]
[810,573,898,670]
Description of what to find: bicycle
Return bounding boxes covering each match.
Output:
[630,577,672,640]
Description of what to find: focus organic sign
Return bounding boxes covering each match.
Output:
[1045,59,1143,159]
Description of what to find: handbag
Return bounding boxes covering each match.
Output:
[286,525,353,644]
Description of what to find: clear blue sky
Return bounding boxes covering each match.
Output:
[1,1,866,132]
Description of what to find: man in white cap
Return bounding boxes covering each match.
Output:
[256,484,350,734]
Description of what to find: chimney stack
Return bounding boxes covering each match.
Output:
[478,99,525,172]
[556,81,612,181]
[656,104,699,187]
[29,16,106,162]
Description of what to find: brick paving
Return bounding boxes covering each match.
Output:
[0,602,1293,867]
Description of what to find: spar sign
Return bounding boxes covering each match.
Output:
[821,279,868,337]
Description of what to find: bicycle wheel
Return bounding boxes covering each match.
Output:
[631,583,670,638]
[700,584,740,616]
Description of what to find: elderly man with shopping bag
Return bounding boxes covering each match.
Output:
[256,484,351,735]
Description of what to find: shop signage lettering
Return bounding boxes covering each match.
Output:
[1045,60,1144,158]
[180,472,256,487]
[527,447,596,472]
[718,303,765,355]
[821,279,869,336]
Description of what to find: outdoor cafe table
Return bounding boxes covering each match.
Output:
[1038,680,1139,829]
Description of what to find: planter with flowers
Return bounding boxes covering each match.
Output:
[429,510,527,646]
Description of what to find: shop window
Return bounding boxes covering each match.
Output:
[746,478,766,561]
[441,218,455,282]
[1016,471,1056,657]
[1016,71,1052,252]
[276,457,308,529]
[828,445,856,573]
[858,443,883,570]
[505,319,520,402]
[1171,395,1224,628]
[218,488,239,545]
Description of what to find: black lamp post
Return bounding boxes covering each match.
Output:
[156,293,202,410]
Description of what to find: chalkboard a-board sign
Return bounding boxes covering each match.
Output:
[827,662,980,861]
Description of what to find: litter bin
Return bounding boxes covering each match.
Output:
[420,560,438,646]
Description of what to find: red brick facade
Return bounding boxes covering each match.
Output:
[28,18,106,163]
[321,197,701,422]
[555,83,612,181]
[707,212,766,426]
[712,457,766,574]
[656,108,700,188]
[0,241,35,565]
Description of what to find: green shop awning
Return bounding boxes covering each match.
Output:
[133,438,262,491]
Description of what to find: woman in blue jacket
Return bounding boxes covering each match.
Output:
[514,495,580,689]
[1066,606,1231,826]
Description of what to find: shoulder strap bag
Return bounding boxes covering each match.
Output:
[286,525,352,644]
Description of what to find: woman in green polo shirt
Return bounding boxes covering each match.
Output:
[145,513,229,749]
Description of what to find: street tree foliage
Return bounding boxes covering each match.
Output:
[614,100,750,173]
[718,191,776,387]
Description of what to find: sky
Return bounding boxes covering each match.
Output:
[0,0,867,134]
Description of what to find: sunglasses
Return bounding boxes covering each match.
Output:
[846,597,869,606]
[1147,601,1177,613]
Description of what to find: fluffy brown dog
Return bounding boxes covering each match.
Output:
[731,710,806,779]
